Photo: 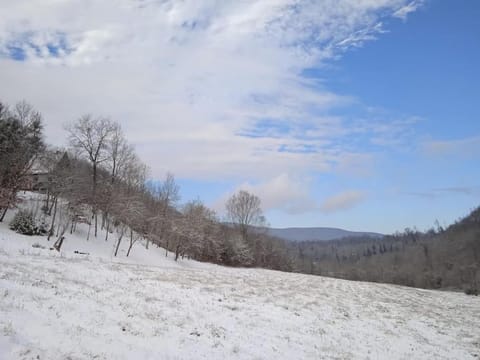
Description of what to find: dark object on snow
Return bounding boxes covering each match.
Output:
[53,236,65,252]
[74,250,90,255]
[465,288,479,296]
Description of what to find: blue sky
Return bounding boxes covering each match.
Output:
[0,0,479,233]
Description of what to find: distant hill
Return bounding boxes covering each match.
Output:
[287,205,480,290]
[267,227,383,242]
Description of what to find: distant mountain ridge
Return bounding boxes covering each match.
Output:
[267,227,383,242]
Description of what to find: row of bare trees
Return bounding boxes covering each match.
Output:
[0,99,293,270]
[59,114,293,268]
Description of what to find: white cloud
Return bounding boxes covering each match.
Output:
[320,190,366,213]
[393,1,425,21]
[367,115,422,149]
[0,0,423,181]
[212,173,317,217]
[214,176,369,217]
[237,174,316,214]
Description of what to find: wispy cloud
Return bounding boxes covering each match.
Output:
[0,0,424,182]
[393,1,425,21]
[404,191,437,199]
[367,115,422,149]
[405,186,480,199]
[434,187,477,195]
[320,190,366,213]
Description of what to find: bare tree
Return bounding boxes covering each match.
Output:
[226,190,265,244]
[148,173,180,255]
[180,200,219,261]
[112,194,145,257]
[65,115,116,237]
[126,229,141,257]
[0,101,44,221]
[114,222,128,257]
[101,124,135,241]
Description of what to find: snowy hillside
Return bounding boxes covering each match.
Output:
[0,208,479,359]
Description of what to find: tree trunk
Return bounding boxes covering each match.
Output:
[47,198,58,241]
[56,221,61,237]
[45,189,50,213]
[101,211,106,230]
[165,238,169,257]
[70,218,75,234]
[94,212,98,238]
[105,218,110,241]
[87,214,93,241]
[126,229,134,257]
[53,236,65,252]
[175,242,181,261]
[114,232,124,257]
[92,161,98,237]
[0,207,8,222]
[48,196,56,216]
[127,241,133,257]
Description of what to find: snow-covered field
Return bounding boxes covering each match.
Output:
[0,203,479,359]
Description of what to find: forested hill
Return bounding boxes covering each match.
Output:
[288,206,480,292]
[267,227,383,242]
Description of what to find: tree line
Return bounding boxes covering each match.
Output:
[0,100,292,270]
[288,209,480,293]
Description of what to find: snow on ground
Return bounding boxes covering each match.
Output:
[0,197,479,359]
